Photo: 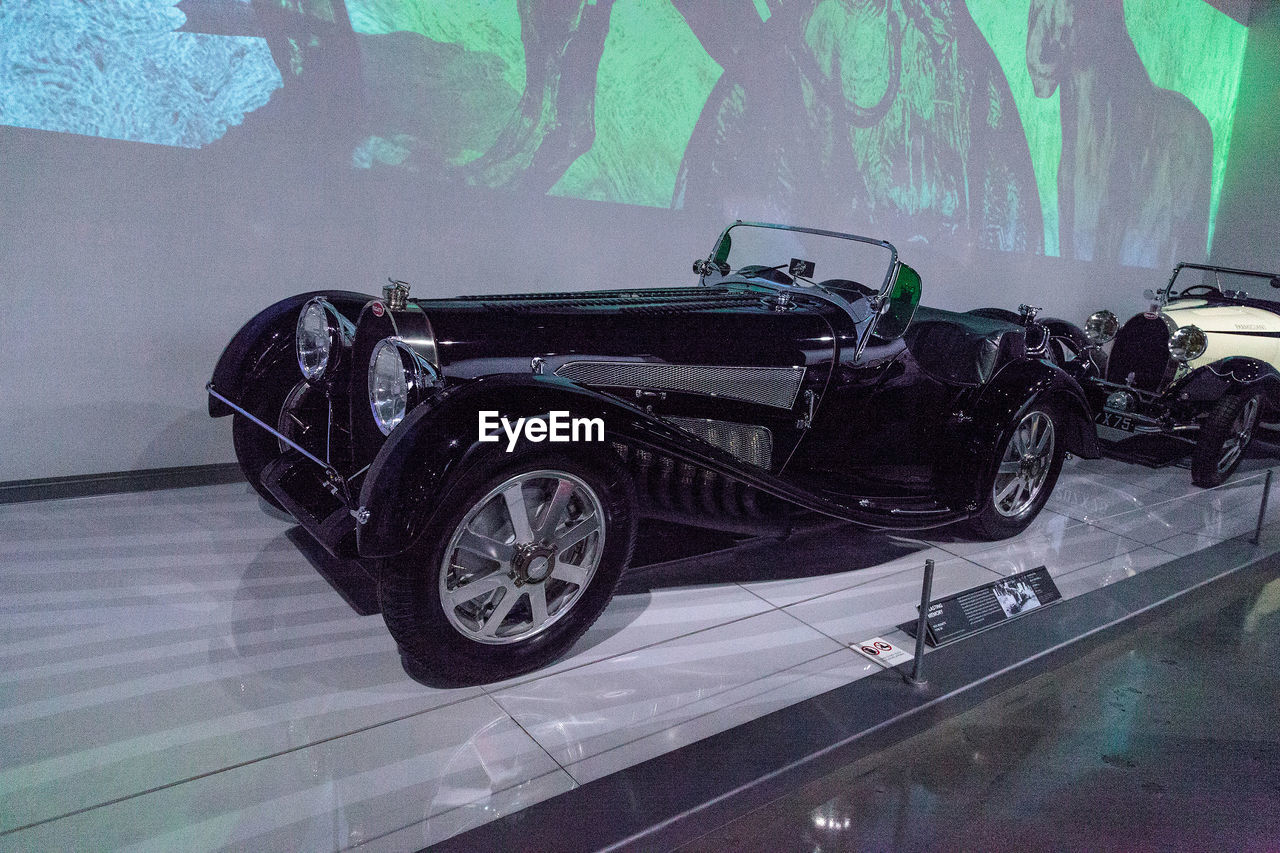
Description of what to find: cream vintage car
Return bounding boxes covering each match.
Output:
[1081,263,1280,486]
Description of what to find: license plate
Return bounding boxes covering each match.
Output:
[1095,411,1136,432]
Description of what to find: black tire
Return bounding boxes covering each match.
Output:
[966,402,1066,540]
[232,409,289,512]
[231,355,317,513]
[379,448,637,686]
[1191,390,1262,487]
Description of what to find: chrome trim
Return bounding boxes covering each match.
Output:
[555,360,806,409]
[207,384,341,481]
[1163,262,1280,302]
[297,297,356,380]
[697,220,896,335]
[664,416,774,468]
[383,278,411,311]
[368,337,442,436]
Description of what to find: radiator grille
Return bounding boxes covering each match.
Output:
[1106,315,1176,391]
[665,417,773,468]
[556,361,805,409]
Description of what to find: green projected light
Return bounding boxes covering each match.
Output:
[969,0,1247,256]
[0,0,1254,265]
[550,0,720,206]
[1125,0,1247,251]
[967,0,1062,256]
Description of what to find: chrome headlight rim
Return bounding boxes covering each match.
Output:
[296,297,354,381]
[1168,324,1208,363]
[367,337,440,436]
[1084,309,1119,344]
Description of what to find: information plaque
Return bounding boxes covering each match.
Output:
[898,565,1061,647]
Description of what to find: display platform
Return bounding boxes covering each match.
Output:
[2,455,1278,851]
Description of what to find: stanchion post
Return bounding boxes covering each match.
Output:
[908,558,935,686]
[1252,469,1272,545]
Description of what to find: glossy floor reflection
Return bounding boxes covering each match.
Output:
[1,455,1278,850]
[681,560,1280,852]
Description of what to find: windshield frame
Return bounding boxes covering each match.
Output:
[698,220,901,322]
[1163,262,1280,304]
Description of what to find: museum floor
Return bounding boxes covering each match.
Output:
[679,553,1280,852]
[3,453,1279,850]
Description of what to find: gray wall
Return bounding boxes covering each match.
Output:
[0,1,1271,483]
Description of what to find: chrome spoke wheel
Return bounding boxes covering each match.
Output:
[1218,396,1260,474]
[440,470,605,645]
[992,411,1056,518]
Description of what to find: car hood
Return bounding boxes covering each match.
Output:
[1162,301,1280,335]
[411,287,842,379]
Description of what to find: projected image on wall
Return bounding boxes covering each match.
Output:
[0,0,1248,267]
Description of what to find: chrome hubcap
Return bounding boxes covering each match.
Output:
[1218,396,1259,474]
[440,470,605,645]
[992,411,1055,518]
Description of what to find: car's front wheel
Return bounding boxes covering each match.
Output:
[967,404,1065,540]
[1191,390,1261,487]
[379,450,637,686]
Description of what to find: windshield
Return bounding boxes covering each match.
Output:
[1166,264,1280,303]
[701,222,897,315]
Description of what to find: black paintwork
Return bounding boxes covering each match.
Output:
[211,278,1099,561]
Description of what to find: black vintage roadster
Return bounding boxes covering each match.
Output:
[208,222,1098,683]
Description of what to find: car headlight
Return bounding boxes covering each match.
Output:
[1168,324,1207,362]
[368,338,439,435]
[1084,310,1119,344]
[296,298,354,380]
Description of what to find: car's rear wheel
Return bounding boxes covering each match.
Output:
[379,449,636,686]
[967,404,1065,540]
[1191,390,1261,487]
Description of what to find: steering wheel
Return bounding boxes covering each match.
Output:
[1177,284,1222,298]
[739,264,794,285]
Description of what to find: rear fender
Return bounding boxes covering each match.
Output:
[209,290,371,416]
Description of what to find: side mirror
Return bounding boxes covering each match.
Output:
[1142,288,1157,300]
[875,264,922,339]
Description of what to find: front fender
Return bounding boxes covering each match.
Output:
[356,374,721,558]
[1041,316,1106,380]
[208,290,371,416]
[949,359,1099,505]
[1170,357,1280,416]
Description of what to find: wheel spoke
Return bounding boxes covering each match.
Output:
[528,585,550,628]
[479,589,521,637]
[996,477,1021,505]
[550,561,589,587]
[998,461,1021,475]
[537,479,576,539]
[448,572,509,607]
[1220,437,1243,471]
[456,529,514,564]
[1033,422,1052,455]
[1010,429,1026,456]
[440,469,609,645]
[554,512,601,553]
[502,484,534,543]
